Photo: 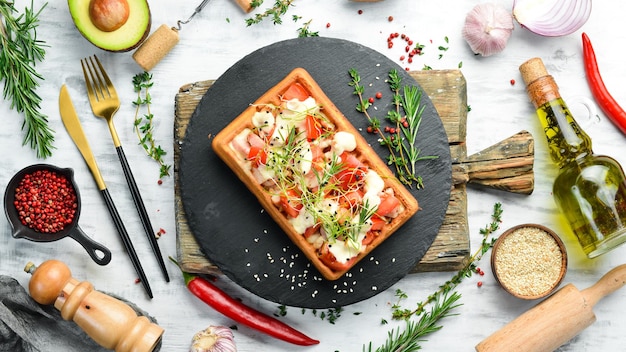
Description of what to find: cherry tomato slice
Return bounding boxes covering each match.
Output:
[282,82,310,101]
[376,193,400,217]
[305,115,323,141]
[280,189,303,218]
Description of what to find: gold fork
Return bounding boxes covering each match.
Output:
[81,55,169,282]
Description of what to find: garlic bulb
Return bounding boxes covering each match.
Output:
[190,325,237,352]
[462,3,514,56]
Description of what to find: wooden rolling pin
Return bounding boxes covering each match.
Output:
[24,260,163,352]
[476,264,626,352]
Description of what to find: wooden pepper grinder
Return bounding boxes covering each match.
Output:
[24,260,163,352]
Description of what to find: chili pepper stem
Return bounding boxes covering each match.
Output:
[168,256,195,286]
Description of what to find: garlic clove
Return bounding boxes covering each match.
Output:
[190,325,237,352]
[462,3,514,57]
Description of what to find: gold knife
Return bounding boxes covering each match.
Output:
[59,85,153,298]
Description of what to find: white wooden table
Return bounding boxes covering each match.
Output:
[2,0,626,350]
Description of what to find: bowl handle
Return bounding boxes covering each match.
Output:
[68,227,112,266]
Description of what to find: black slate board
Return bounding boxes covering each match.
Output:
[179,37,452,308]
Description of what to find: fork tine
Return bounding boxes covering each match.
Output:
[93,55,118,100]
[83,57,105,102]
[81,58,98,102]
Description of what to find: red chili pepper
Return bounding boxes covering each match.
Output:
[582,32,626,135]
[169,257,319,346]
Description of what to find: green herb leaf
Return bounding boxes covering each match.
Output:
[0,1,53,158]
[132,71,171,179]
[363,203,503,351]
[349,68,437,188]
[246,0,295,26]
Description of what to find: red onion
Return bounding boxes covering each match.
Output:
[513,0,592,37]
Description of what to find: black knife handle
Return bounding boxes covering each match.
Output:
[116,145,169,282]
[100,188,153,299]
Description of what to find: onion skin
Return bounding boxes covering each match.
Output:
[462,3,514,57]
[513,0,592,37]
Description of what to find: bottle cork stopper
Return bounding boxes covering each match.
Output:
[519,57,560,108]
[519,57,549,86]
[132,24,180,71]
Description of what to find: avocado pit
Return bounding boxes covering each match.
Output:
[89,0,130,32]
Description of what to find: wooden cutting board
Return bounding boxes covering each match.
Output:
[173,69,534,274]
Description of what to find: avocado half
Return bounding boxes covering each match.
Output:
[68,0,151,52]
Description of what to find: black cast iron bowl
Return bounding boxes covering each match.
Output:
[4,164,112,265]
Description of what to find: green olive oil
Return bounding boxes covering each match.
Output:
[520,58,626,258]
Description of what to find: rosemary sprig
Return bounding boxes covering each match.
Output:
[246,0,296,26]
[0,1,53,158]
[388,70,437,180]
[364,291,462,352]
[132,72,171,179]
[349,68,437,188]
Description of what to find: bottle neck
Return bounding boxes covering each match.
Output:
[526,75,593,167]
[526,75,562,108]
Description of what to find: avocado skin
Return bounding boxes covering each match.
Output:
[68,0,152,52]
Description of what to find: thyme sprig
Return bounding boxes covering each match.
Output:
[296,18,318,38]
[132,72,171,179]
[0,0,53,158]
[246,0,295,26]
[393,202,503,320]
[364,203,503,351]
[349,68,437,188]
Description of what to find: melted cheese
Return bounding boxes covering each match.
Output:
[328,239,363,264]
[332,131,357,155]
[362,170,385,208]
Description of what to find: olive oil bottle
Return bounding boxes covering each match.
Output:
[520,57,626,258]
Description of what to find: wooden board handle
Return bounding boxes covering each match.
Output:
[460,130,534,194]
[582,263,626,307]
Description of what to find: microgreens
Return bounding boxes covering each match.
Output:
[257,102,374,247]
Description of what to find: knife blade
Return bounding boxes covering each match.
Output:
[59,85,106,190]
[59,85,153,298]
